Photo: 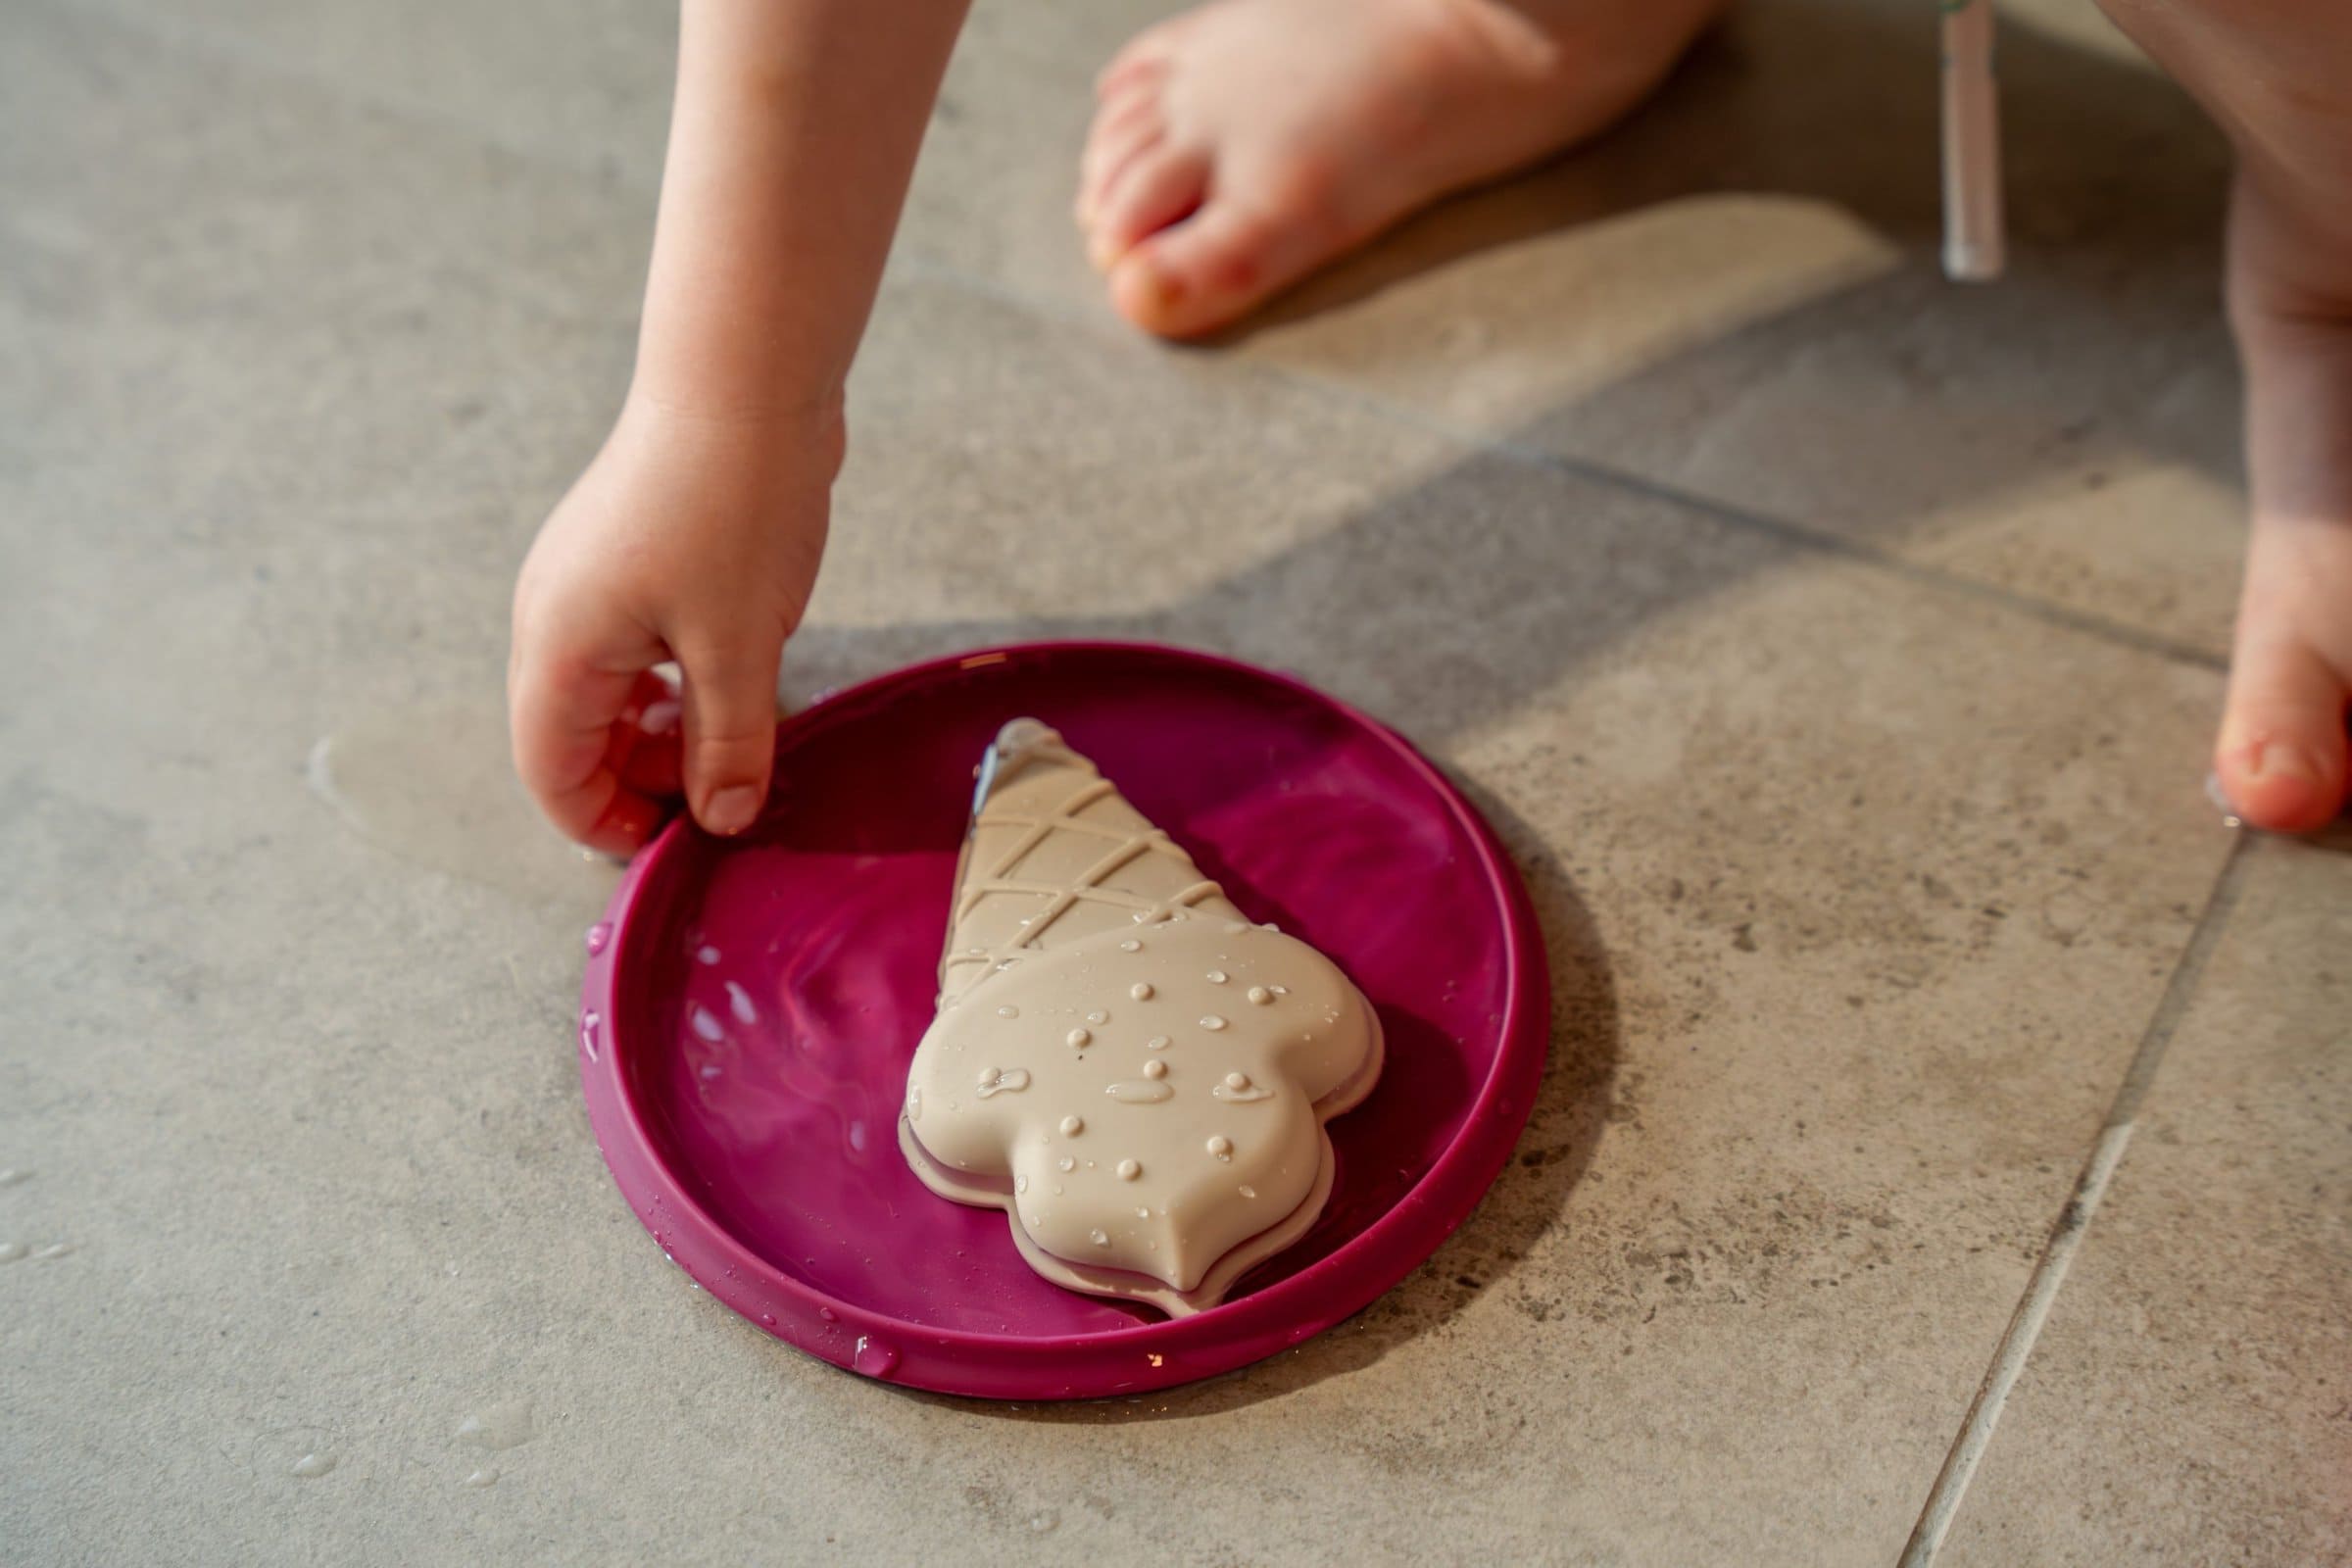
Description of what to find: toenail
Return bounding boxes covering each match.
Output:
[2249,738,2319,785]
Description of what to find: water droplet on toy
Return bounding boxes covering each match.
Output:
[584,922,612,956]
[1247,986,1272,1005]
[1118,939,1141,953]
[1200,1015,1227,1031]
[997,1004,1018,1019]
[1271,984,1289,996]
[1129,982,1153,1001]
[1205,970,1227,985]
[1206,1136,1232,1160]
[1066,1027,1091,1049]
[725,981,758,1024]
[1060,1115,1084,1136]
[690,1005,723,1042]
[975,1066,1030,1099]
[1240,1185,1257,1199]
[462,1467,499,1489]
[1115,1159,1141,1181]
[759,1311,778,1328]
[1143,1059,1167,1080]
[1086,1009,1108,1025]
[1014,1174,1029,1195]
[290,1451,337,1479]
[818,1305,838,1323]
[906,1087,922,1121]
[1147,1035,1170,1051]
[1226,1072,1250,1089]
[578,1010,600,1061]
[1088,1229,1109,1248]
[1057,1156,1075,1173]
[696,944,720,965]
[853,1336,900,1378]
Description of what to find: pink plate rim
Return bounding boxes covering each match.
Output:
[578,640,1549,1399]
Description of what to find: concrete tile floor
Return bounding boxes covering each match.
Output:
[3,0,2343,1562]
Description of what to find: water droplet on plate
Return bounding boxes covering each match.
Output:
[463,1467,499,1489]
[1205,970,1227,985]
[1142,1059,1167,1080]
[997,1004,1018,1019]
[1206,1136,1233,1160]
[1200,1015,1227,1031]
[584,922,612,956]
[577,1009,601,1061]
[1129,982,1153,1001]
[1065,1027,1091,1049]
[1118,939,1141,953]
[853,1335,900,1378]
[290,1451,337,1480]
[1115,1159,1141,1181]
[1060,1115,1084,1137]
[1088,1229,1109,1248]
[1247,986,1272,1005]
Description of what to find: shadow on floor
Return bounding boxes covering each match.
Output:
[1214,0,2240,526]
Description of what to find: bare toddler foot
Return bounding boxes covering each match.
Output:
[1075,0,1726,338]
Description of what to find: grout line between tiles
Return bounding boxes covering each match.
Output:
[892,258,2230,678]
[1895,829,2255,1567]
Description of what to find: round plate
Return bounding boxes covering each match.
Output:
[579,642,1547,1398]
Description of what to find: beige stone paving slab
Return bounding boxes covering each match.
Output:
[58,0,2252,660]
[1937,832,2352,1567]
[0,4,2261,1565]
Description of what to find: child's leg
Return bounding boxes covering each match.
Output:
[1075,0,1727,339]
[2098,0,2352,830]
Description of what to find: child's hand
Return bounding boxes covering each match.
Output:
[509,393,839,855]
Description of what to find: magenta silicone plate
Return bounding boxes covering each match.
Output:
[579,641,1547,1399]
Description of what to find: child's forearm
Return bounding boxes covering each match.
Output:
[630,0,970,423]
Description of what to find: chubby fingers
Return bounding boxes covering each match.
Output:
[510,619,670,857]
[675,616,788,837]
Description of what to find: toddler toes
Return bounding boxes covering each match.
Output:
[1089,145,1209,270]
[1106,195,1331,338]
[2215,633,2350,832]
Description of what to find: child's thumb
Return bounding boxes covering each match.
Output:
[678,628,786,837]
